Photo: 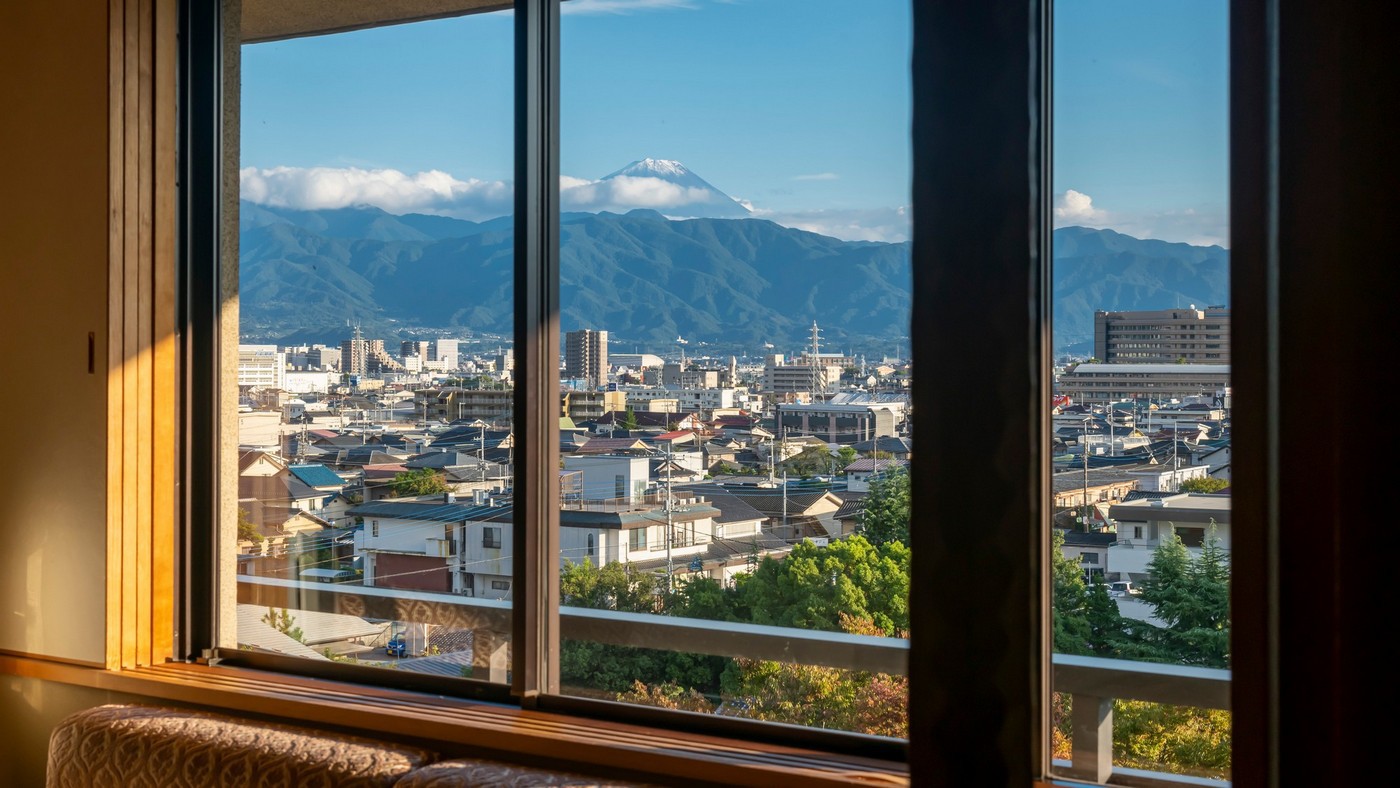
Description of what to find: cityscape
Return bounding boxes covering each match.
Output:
[235,286,1231,773]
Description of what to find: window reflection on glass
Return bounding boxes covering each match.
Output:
[1051,1,1231,781]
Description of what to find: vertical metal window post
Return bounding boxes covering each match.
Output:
[177,0,223,663]
[909,1,1050,783]
[513,0,562,701]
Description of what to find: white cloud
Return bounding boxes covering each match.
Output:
[560,0,698,15]
[240,164,915,243]
[1053,189,1228,247]
[560,175,715,212]
[792,172,840,181]
[1054,189,1108,224]
[239,166,511,221]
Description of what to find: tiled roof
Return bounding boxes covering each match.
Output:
[575,437,651,454]
[843,458,909,473]
[351,498,512,523]
[850,436,913,454]
[288,463,346,488]
[677,487,769,524]
[238,472,323,504]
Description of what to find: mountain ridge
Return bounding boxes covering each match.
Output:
[237,201,1229,351]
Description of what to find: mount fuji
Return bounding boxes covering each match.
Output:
[597,158,752,219]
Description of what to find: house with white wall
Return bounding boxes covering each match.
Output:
[1107,493,1231,580]
[562,454,651,504]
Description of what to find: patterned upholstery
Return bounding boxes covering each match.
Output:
[393,759,649,788]
[46,704,436,788]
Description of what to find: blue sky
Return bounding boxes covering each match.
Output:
[240,0,1228,245]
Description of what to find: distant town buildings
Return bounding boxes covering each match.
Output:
[1094,306,1230,364]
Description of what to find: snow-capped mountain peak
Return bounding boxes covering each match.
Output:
[599,158,751,218]
[614,158,692,178]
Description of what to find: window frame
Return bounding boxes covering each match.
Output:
[162,0,1288,784]
[182,0,1028,767]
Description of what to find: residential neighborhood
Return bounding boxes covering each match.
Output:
[234,310,1230,686]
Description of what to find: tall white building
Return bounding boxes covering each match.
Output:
[434,338,460,369]
[237,344,285,390]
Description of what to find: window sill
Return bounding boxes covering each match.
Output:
[1,654,908,787]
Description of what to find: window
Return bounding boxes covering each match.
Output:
[586,533,595,561]
[1052,1,1232,782]
[163,0,1342,782]
[554,0,912,739]
[229,5,515,683]
[628,527,646,552]
[491,580,511,591]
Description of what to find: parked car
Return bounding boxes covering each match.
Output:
[1108,580,1140,598]
[385,634,407,657]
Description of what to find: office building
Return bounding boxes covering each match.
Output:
[1094,307,1231,364]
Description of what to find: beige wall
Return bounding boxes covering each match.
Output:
[0,0,109,663]
[0,677,159,787]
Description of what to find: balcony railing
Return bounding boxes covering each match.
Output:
[237,577,1230,786]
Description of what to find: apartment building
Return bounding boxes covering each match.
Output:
[340,338,405,376]
[560,389,626,423]
[762,354,841,396]
[415,387,514,424]
[564,329,608,386]
[1094,307,1231,364]
[775,402,899,445]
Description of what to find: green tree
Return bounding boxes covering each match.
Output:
[621,406,639,431]
[389,467,449,497]
[1051,530,1092,654]
[261,607,304,643]
[1139,526,1231,667]
[718,615,907,737]
[778,445,833,478]
[858,469,910,547]
[237,507,262,544]
[559,559,727,695]
[1178,476,1229,494]
[735,536,908,636]
[616,680,714,713]
[560,558,659,613]
[835,446,859,469]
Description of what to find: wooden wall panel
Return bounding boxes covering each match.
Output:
[104,0,178,670]
[0,0,112,666]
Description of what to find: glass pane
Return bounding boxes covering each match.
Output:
[558,0,911,736]
[1051,1,1231,781]
[228,8,514,682]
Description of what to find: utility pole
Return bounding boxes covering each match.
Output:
[1108,404,1115,457]
[665,441,674,592]
[1082,416,1092,532]
[783,471,789,530]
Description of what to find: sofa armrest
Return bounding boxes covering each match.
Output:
[46,704,436,788]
